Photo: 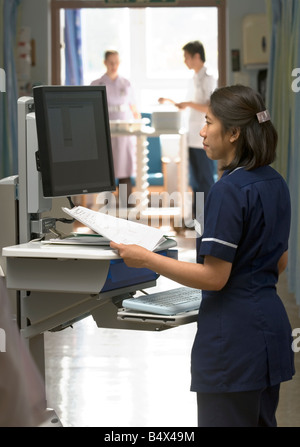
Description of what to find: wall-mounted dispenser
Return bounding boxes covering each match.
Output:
[243,14,269,67]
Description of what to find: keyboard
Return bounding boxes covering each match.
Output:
[122,287,202,316]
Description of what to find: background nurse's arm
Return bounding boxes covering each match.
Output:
[130,104,141,119]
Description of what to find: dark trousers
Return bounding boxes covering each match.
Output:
[197,385,280,427]
[189,147,215,217]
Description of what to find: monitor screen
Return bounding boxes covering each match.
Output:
[33,85,116,197]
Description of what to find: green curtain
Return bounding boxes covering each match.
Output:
[0,0,22,179]
[266,0,300,306]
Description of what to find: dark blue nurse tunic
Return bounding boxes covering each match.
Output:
[191,165,295,393]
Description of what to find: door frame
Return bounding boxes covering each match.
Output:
[51,0,227,86]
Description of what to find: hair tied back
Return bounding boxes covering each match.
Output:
[256,110,271,124]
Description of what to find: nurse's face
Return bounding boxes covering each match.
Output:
[104,54,120,78]
[200,108,238,165]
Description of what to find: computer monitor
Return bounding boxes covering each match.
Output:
[33,85,116,198]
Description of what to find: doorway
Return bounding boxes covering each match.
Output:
[51,0,226,96]
[60,6,219,111]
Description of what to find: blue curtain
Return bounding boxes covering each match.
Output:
[65,9,83,85]
[266,0,300,306]
[0,0,21,179]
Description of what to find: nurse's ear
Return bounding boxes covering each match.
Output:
[229,127,240,144]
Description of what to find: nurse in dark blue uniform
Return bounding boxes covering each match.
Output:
[193,166,294,426]
[111,85,295,427]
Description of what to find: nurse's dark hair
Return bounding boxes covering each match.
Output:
[209,84,277,171]
[182,41,206,63]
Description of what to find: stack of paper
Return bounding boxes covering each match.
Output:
[62,206,167,251]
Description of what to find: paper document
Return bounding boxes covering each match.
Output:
[62,206,167,251]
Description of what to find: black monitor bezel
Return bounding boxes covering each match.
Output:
[33,85,116,198]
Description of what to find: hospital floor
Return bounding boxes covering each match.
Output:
[44,231,300,428]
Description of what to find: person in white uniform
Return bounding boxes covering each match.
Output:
[91,50,140,207]
[159,41,216,217]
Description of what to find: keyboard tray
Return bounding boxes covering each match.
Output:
[117,307,198,328]
[122,287,202,316]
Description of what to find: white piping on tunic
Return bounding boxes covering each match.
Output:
[229,166,244,175]
[202,238,238,249]
[201,168,242,249]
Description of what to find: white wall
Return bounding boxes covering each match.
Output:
[20,0,51,85]
[19,0,267,89]
[226,0,267,89]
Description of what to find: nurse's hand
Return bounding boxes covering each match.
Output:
[110,241,151,269]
